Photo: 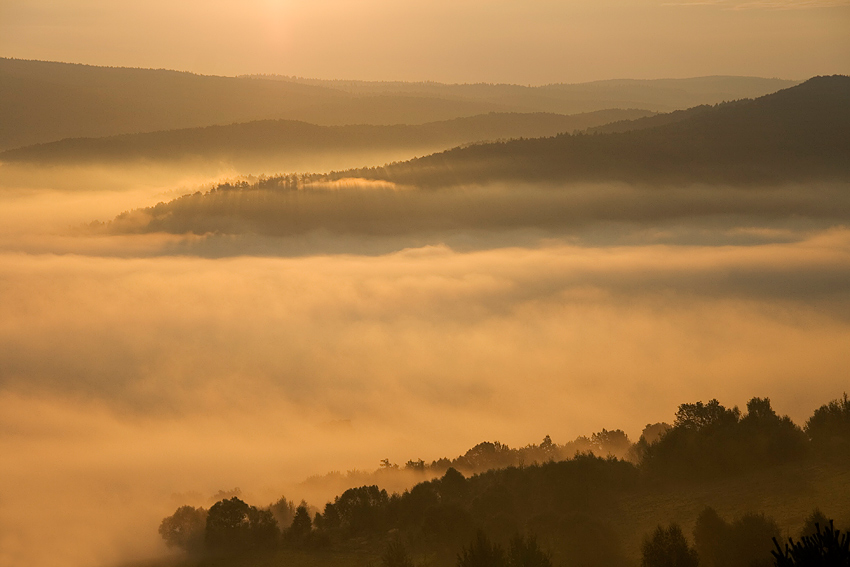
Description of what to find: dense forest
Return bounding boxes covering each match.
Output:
[156,394,850,567]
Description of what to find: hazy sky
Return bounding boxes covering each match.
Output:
[1,0,848,82]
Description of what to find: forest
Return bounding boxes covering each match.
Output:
[155,394,850,567]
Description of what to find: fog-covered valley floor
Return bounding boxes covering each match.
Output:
[1,157,849,567]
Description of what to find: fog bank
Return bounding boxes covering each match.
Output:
[2,234,849,566]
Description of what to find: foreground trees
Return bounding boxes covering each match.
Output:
[641,524,698,567]
[457,532,552,567]
[158,505,207,553]
[204,497,278,553]
[772,521,850,566]
[157,393,850,564]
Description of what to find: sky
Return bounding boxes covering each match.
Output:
[1,0,848,83]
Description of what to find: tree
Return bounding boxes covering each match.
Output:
[457,531,507,567]
[590,429,632,458]
[772,520,850,566]
[805,393,850,454]
[269,496,296,530]
[382,538,415,567]
[205,497,253,552]
[158,505,207,553]
[641,523,699,567]
[674,399,740,431]
[694,507,729,567]
[728,513,780,567]
[439,467,468,502]
[205,497,279,553]
[692,508,779,567]
[319,485,390,535]
[287,504,312,542]
[508,534,553,567]
[405,459,426,472]
[801,509,831,539]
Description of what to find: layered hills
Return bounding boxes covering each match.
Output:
[0,109,653,165]
[249,74,799,114]
[0,57,796,151]
[327,75,850,186]
[99,76,850,243]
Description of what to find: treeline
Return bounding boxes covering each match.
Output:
[159,394,850,566]
[102,173,850,240]
[301,428,635,495]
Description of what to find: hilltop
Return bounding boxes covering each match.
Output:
[0,110,653,165]
[0,58,796,150]
[325,76,850,186]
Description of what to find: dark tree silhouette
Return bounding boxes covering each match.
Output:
[692,507,779,567]
[805,393,850,454]
[694,507,728,567]
[382,538,415,567]
[317,485,390,535]
[287,504,312,542]
[641,524,699,567]
[204,497,279,553]
[158,505,207,553]
[801,509,831,539]
[457,531,506,567]
[269,495,296,531]
[772,520,850,566]
[644,397,807,477]
[508,534,553,567]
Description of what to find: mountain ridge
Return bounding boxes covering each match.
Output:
[320,75,850,187]
[0,109,654,165]
[0,57,797,151]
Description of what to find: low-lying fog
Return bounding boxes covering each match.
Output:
[1,162,848,567]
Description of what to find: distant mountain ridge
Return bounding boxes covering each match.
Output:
[0,109,654,165]
[322,75,850,186]
[0,58,796,151]
[246,74,799,114]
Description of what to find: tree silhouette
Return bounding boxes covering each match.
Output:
[457,531,506,567]
[508,534,553,567]
[805,393,850,454]
[204,497,279,553]
[382,538,415,567]
[772,520,850,565]
[287,504,312,542]
[158,505,207,553]
[641,523,699,567]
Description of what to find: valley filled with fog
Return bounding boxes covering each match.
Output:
[1,59,849,567]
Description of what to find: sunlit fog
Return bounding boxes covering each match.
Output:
[1,5,849,567]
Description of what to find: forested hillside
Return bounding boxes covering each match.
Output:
[324,76,850,186]
[155,395,850,567]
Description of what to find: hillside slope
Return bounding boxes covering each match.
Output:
[250,75,799,114]
[328,75,850,186]
[0,59,498,150]
[0,110,653,164]
[0,58,795,151]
